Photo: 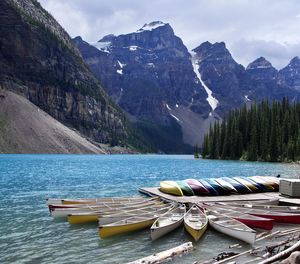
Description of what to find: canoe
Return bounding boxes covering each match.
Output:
[48,197,159,210]
[160,181,183,196]
[249,176,275,191]
[66,202,164,223]
[260,176,280,189]
[184,205,208,241]
[176,181,195,196]
[206,179,229,195]
[185,179,210,195]
[198,179,219,195]
[214,204,300,224]
[206,210,256,244]
[202,203,273,230]
[99,215,159,238]
[233,177,259,192]
[214,178,238,193]
[222,177,252,193]
[150,205,186,240]
[46,196,147,205]
[98,204,176,225]
[240,177,268,192]
[219,202,300,214]
[52,200,163,218]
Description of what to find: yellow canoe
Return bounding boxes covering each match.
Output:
[68,201,164,224]
[184,205,208,242]
[160,181,183,196]
[99,215,158,238]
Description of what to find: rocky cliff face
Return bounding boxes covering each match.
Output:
[74,22,213,152]
[74,22,210,123]
[0,0,131,146]
[192,41,247,114]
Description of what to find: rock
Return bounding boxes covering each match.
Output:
[280,251,300,264]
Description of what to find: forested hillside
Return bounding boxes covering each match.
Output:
[202,98,300,162]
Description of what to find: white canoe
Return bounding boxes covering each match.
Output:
[150,205,186,241]
[206,210,256,244]
[184,205,208,241]
[52,200,163,218]
[98,204,175,225]
[46,196,150,205]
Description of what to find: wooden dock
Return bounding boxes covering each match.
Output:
[139,187,300,205]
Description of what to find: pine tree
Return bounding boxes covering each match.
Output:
[202,97,300,162]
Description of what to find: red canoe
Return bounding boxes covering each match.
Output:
[201,203,273,230]
[210,203,300,224]
[185,179,210,195]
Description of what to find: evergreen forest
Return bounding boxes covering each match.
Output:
[202,98,300,162]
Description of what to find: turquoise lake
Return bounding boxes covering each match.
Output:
[0,154,299,264]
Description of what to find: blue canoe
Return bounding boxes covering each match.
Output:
[198,179,219,195]
[206,179,229,195]
[222,177,252,194]
[241,176,268,192]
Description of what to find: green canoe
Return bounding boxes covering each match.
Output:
[176,180,195,196]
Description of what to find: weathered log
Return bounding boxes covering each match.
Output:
[126,242,194,264]
[280,251,300,264]
[213,249,253,264]
[258,240,300,264]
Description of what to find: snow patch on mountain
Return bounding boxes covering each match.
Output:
[170,113,180,122]
[129,46,138,51]
[93,41,111,53]
[116,60,126,75]
[136,21,166,33]
[190,51,219,111]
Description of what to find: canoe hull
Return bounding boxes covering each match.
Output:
[209,218,256,244]
[99,219,155,238]
[151,218,183,240]
[184,221,207,242]
[184,206,208,242]
[233,217,273,230]
[160,181,183,196]
[185,179,210,195]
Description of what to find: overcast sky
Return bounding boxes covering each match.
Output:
[39,0,300,69]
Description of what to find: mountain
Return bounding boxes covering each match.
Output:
[73,22,215,152]
[192,41,247,115]
[278,57,300,92]
[74,23,300,152]
[0,0,144,153]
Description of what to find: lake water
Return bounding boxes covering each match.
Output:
[0,154,299,264]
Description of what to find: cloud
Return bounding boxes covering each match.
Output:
[39,0,300,68]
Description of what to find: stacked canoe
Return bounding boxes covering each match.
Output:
[159,176,280,196]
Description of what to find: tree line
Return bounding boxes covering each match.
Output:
[202,98,300,162]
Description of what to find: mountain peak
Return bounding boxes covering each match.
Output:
[98,34,115,43]
[246,57,274,70]
[137,21,168,32]
[289,56,300,66]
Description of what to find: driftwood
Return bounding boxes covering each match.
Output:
[256,231,281,242]
[127,242,194,264]
[213,249,253,264]
[258,240,300,264]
